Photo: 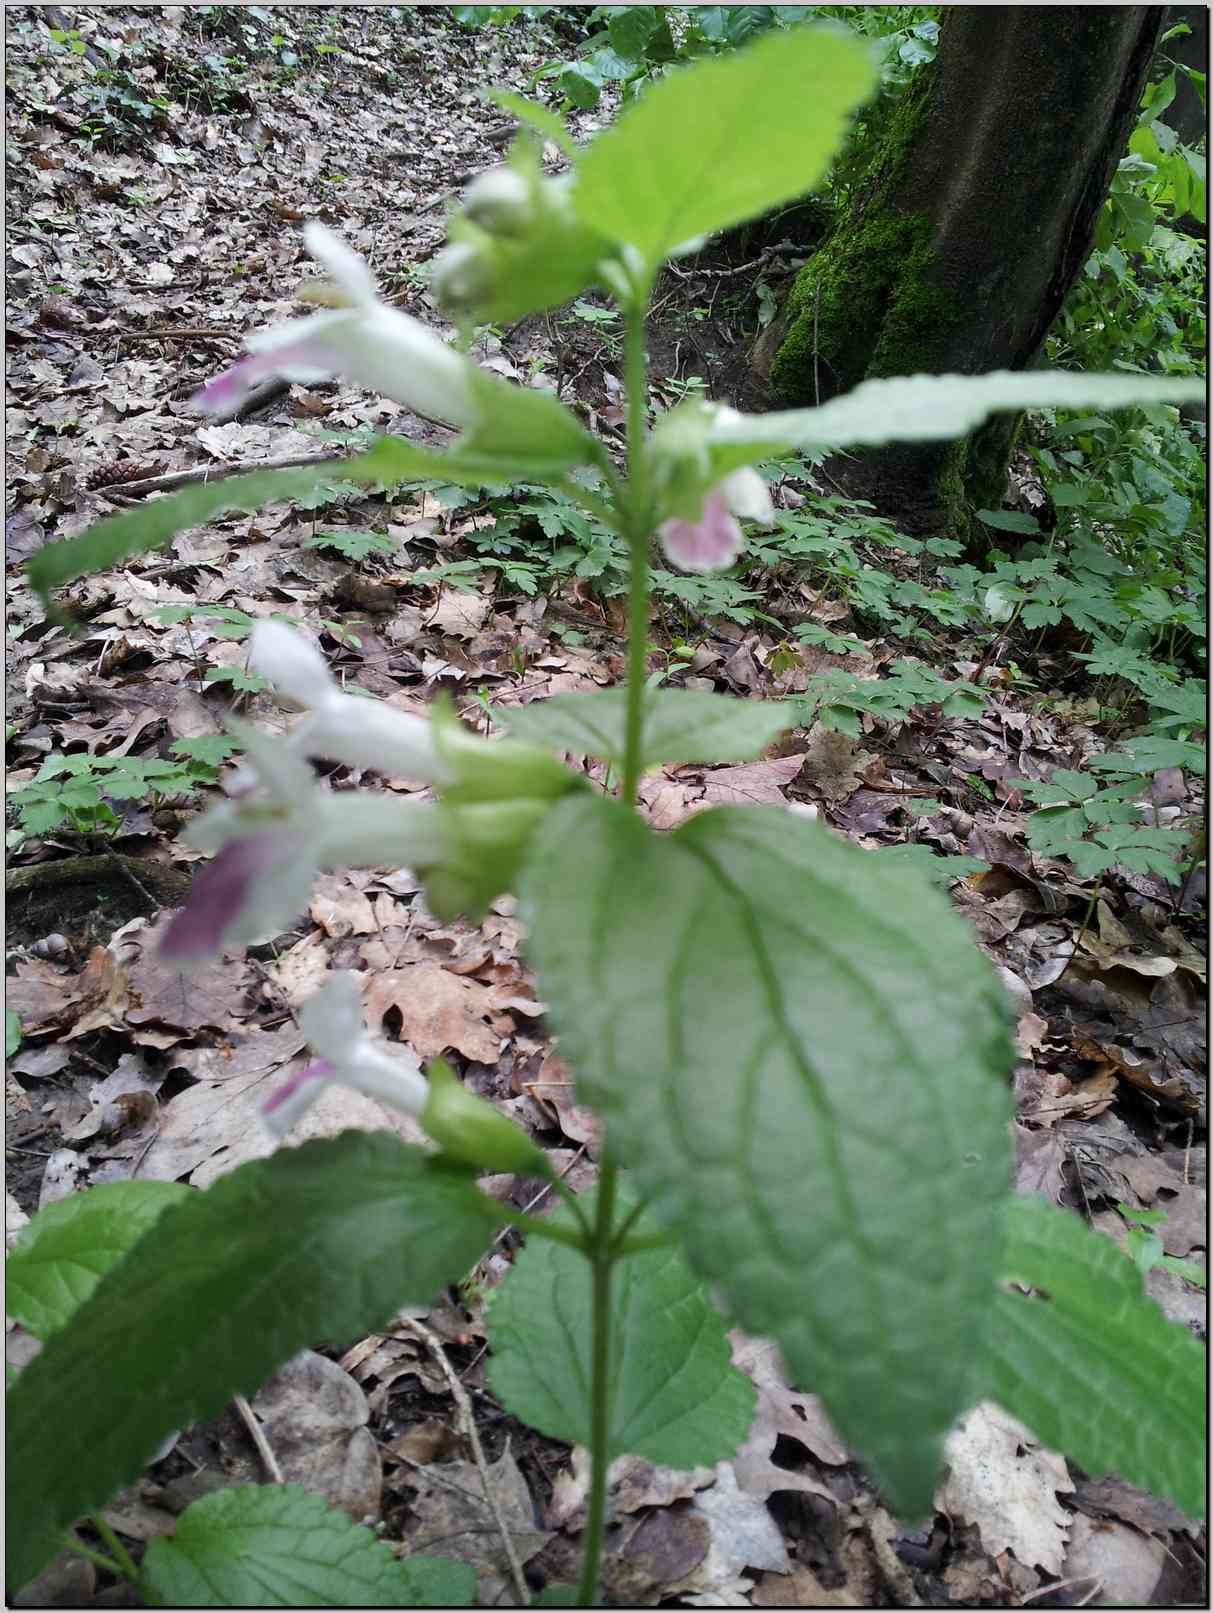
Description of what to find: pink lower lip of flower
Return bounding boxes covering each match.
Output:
[160,832,278,962]
[193,355,262,415]
[262,1059,336,1117]
[658,490,744,572]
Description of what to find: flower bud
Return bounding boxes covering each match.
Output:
[463,168,535,238]
[421,1057,549,1175]
[431,240,497,314]
[433,698,579,806]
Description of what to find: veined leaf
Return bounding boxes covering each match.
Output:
[6,1135,492,1590]
[6,1181,190,1342]
[574,25,875,268]
[706,371,1208,458]
[987,1196,1206,1520]
[497,688,796,768]
[486,1188,755,1467]
[140,1484,475,1608]
[521,797,1014,1519]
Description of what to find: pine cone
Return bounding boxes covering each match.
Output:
[87,460,168,491]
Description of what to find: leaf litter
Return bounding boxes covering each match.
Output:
[4,4,1205,1606]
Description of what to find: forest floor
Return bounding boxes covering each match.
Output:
[4,6,1206,1609]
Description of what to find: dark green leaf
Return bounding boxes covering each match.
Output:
[6,1182,191,1343]
[497,688,796,768]
[487,1188,755,1466]
[521,797,1014,1518]
[140,1484,476,1607]
[975,509,1042,535]
[7,1134,492,1590]
[987,1197,1206,1520]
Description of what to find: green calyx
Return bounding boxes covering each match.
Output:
[433,696,581,806]
[422,1057,549,1176]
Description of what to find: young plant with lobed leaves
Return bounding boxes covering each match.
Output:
[9,26,1206,1607]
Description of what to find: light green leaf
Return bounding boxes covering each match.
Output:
[706,371,1208,459]
[987,1196,1206,1520]
[7,1135,493,1590]
[462,369,604,477]
[497,689,797,768]
[489,89,577,159]
[5,1007,21,1058]
[574,26,875,268]
[521,797,1014,1519]
[140,1485,475,1607]
[486,1187,755,1467]
[6,1181,190,1342]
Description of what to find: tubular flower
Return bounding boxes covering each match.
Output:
[160,725,448,963]
[263,972,429,1137]
[193,223,476,427]
[657,465,775,572]
[462,167,536,237]
[249,620,451,782]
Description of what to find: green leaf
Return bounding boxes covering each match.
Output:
[488,89,577,159]
[497,689,796,768]
[606,4,659,61]
[5,1007,21,1058]
[521,797,1014,1518]
[302,529,396,560]
[140,1485,475,1607]
[574,26,875,267]
[987,1196,1206,1520]
[486,1188,755,1467]
[707,371,1208,460]
[6,1181,190,1343]
[7,1134,492,1590]
[26,460,382,604]
[975,509,1041,535]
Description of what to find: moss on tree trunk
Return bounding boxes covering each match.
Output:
[765,6,1164,546]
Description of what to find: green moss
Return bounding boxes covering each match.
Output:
[770,67,958,404]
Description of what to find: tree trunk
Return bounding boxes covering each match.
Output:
[760,6,1164,544]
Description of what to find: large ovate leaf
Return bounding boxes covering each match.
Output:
[707,370,1208,459]
[140,1484,475,1607]
[497,688,796,768]
[6,1134,493,1591]
[985,1195,1206,1520]
[6,1181,190,1341]
[521,797,1014,1519]
[574,25,874,268]
[461,368,605,477]
[26,459,386,602]
[486,1187,755,1467]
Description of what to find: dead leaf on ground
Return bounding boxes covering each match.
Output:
[937,1401,1073,1575]
[364,962,505,1062]
[698,753,805,808]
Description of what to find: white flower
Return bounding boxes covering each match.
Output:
[160,725,447,963]
[263,973,428,1137]
[657,467,774,572]
[249,620,450,781]
[193,223,476,427]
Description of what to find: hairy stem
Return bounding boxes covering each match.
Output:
[577,1163,619,1607]
[621,300,653,807]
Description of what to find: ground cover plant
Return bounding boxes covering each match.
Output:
[5,6,1207,1609]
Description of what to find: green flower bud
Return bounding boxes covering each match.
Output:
[422,1057,549,1175]
[431,239,497,314]
[432,697,580,805]
[463,168,536,238]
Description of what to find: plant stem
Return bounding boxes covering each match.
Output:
[477,1197,590,1251]
[621,298,653,807]
[63,1534,126,1580]
[577,1162,619,1608]
[91,1516,140,1585]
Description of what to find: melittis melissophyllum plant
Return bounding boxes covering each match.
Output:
[10,25,1205,1608]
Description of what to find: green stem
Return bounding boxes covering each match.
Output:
[91,1516,140,1585]
[477,1196,590,1251]
[621,298,653,807]
[577,1162,619,1608]
[63,1534,126,1580]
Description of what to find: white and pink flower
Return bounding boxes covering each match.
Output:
[657,464,774,572]
[194,223,476,427]
[262,972,428,1137]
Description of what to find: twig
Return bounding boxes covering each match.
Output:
[117,328,241,341]
[403,1318,530,1608]
[1017,1574,1099,1606]
[232,1392,285,1484]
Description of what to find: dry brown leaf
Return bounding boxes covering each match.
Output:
[363,962,505,1061]
[308,871,378,938]
[699,753,805,808]
[938,1402,1073,1575]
